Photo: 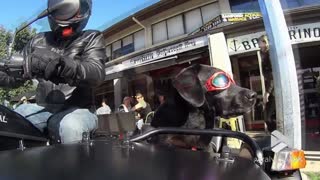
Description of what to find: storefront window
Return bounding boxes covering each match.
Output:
[152,3,220,44]
[230,0,320,12]
[232,55,267,131]
[134,30,145,51]
[229,0,260,13]
[112,40,122,59]
[152,21,168,44]
[122,35,134,55]
[229,44,320,150]
[167,15,185,39]
[201,3,220,24]
[108,33,140,60]
[184,9,203,33]
[281,0,320,9]
[106,45,112,61]
[294,46,320,150]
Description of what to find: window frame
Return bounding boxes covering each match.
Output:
[151,2,219,45]
[166,14,185,39]
[107,29,145,60]
[152,20,169,45]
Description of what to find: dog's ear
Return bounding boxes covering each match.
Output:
[172,64,205,107]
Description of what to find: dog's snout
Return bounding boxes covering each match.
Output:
[245,91,257,101]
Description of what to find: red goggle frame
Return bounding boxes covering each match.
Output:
[205,71,235,91]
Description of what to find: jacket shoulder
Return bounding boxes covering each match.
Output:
[32,31,52,39]
[81,30,106,49]
[28,31,53,46]
[82,30,103,37]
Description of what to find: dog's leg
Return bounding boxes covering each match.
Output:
[166,135,192,148]
[199,102,216,147]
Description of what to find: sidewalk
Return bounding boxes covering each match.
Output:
[301,162,320,180]
[301,151,320,180]
[302,160,320,172]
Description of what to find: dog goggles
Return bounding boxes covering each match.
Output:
[205,71,235,91]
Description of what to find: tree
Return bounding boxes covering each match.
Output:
[0,23,37,105]
[0,27,11,59]
[0,80,36,107]
[12,22,37,53]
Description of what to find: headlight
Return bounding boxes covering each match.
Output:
[271,148,306,171]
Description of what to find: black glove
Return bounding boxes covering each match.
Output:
[58,57,78,80]
[24,48,61,80]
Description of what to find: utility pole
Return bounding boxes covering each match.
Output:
[258,0,301,148]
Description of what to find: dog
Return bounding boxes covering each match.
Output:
[150,64,257,149]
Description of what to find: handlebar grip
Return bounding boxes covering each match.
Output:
[5,64,24,69]
[0,62,7,71]
[0,61,24,78]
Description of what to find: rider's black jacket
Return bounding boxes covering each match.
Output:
[3,30,107,110]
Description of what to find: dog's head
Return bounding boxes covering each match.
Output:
[172,64,256,117]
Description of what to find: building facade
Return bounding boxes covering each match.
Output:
[97,0,320,150]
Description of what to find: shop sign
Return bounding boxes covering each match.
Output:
[227,31,265,55]
[105,36,208,75]
[190,15,223,35]
[190,13,262,35]
[221,12,262,22]
[227,22,320,55]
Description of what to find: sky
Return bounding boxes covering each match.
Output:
[0,0,159,32]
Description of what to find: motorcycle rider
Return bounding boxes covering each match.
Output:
[0,0,107,143]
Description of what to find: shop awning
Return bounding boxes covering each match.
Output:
[104,47,208,81]
[105,56,177,81]
[104,36,209,81]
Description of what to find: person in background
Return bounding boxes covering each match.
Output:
[259,35,276,132]
[96,98,111,115]
[20,96,29,104]
[3,99,10,107]
[118,96,132,112]
[13,96,29,109]
[132,93,152,121]
[153,90,167,111]
[157,91,166,106]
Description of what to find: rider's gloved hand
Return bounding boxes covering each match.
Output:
[58,57,78,81]
[25,47,80,85]
[24,48,61,80]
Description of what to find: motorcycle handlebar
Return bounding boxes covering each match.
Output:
[0,61,24,78]
[129,127,265,167]
[0,62,23,69]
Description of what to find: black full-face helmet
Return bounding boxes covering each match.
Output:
[48,0,92,38]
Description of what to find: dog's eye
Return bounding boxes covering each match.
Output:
[212,74,229,87]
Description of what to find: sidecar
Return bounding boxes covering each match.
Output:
[0,106,305,180]
[0,105,47,151]
[0,129,270,180]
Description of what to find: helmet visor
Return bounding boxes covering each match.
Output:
[48,0,91,25]
[48,0,80,21]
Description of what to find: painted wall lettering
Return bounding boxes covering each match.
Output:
[228,22,320,55]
